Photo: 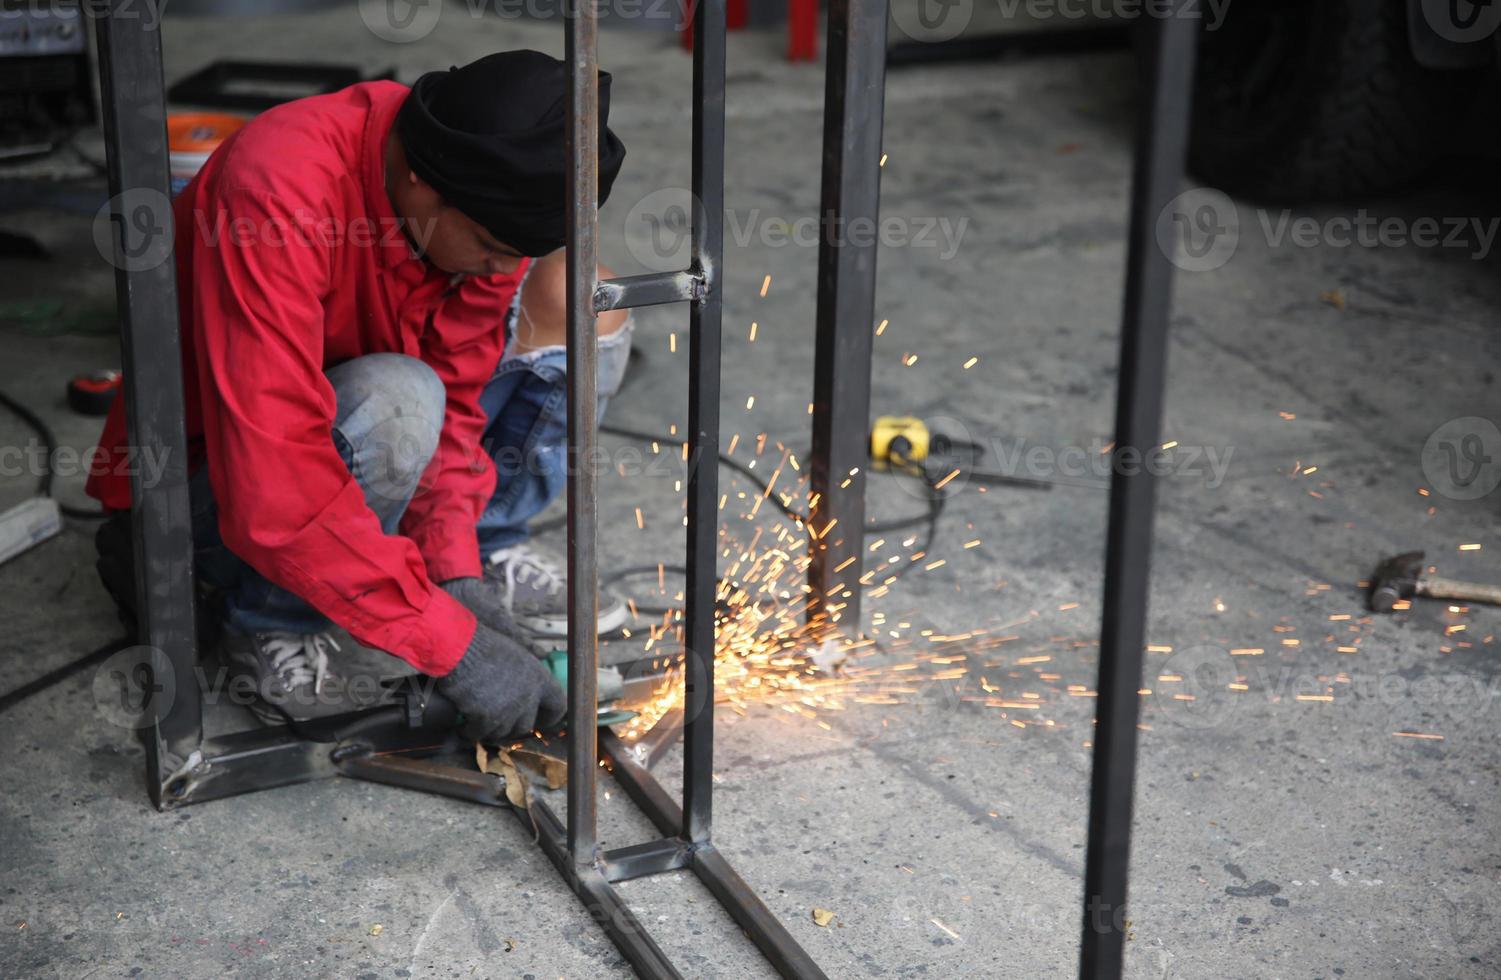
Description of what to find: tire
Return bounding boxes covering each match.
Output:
[1188,0,1484,202]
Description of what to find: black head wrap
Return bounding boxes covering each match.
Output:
[395,49,627,257]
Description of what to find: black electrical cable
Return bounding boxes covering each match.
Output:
[600,422,810,524]
[595,426,950,616]
[0,635,132,716]
[0,388,109,520]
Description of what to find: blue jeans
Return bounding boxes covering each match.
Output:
[192,313,634,637]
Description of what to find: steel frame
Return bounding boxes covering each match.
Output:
[92,0,1196,974]
[1079,10,1199,978]
[807,0,891,641]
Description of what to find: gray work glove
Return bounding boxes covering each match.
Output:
[436,622,565,743]
[442,577,534,647]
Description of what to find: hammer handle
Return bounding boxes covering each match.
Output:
[1420,576,1501,607]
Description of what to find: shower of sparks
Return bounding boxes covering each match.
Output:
[597,353,1474,752]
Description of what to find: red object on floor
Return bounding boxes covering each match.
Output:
[67,369,122,416]
[787,0,818,60]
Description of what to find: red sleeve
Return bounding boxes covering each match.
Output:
[400,265,526,583]
[192,187,475,675]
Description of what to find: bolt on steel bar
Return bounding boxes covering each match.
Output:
[807,0,890,643]
[92,0,203,808]
[1078,10,1200,980]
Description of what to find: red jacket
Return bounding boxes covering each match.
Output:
[88,81,527,675]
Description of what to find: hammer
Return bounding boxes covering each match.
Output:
[1367,551,1501,613]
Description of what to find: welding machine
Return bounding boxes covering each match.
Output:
[0,1,95,160]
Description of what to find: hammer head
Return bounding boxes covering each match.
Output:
[1369,550,1426,612]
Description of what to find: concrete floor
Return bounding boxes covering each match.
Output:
[3,5,1500,978]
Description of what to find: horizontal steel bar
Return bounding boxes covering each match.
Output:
[529,800,684,979]
[692,844,830,980]
[601,730,827,979]
[638,706,685,770]
[594,271,704,312]
[161,715,462,807]
[338,754,509,807]
[600,837,692,883]
[602,728,682,837]
[160,728,333,807]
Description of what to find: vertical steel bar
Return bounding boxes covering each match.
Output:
[93,0,202,806]
[807,0,890,642]
[564,0,602,868]
[680,0,727,845]
[1078,11,1199,980]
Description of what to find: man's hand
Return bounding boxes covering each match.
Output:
[442,577,533,646]
[436,621,565,742]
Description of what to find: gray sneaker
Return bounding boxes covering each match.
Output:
[222,630,382,724]
[484,544,629,638]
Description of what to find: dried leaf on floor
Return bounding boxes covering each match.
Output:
[812,908,835,927]
[475,742,530,809]
[508,748,568,790]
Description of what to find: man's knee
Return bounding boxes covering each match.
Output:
[328,353,446,495]
[513,254,629,352]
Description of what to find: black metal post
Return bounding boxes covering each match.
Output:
[1078,11,1199,980]
[93,0,202,808]
[807,0,890,641]
[679,0,727,846]
[564,0,602,870]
